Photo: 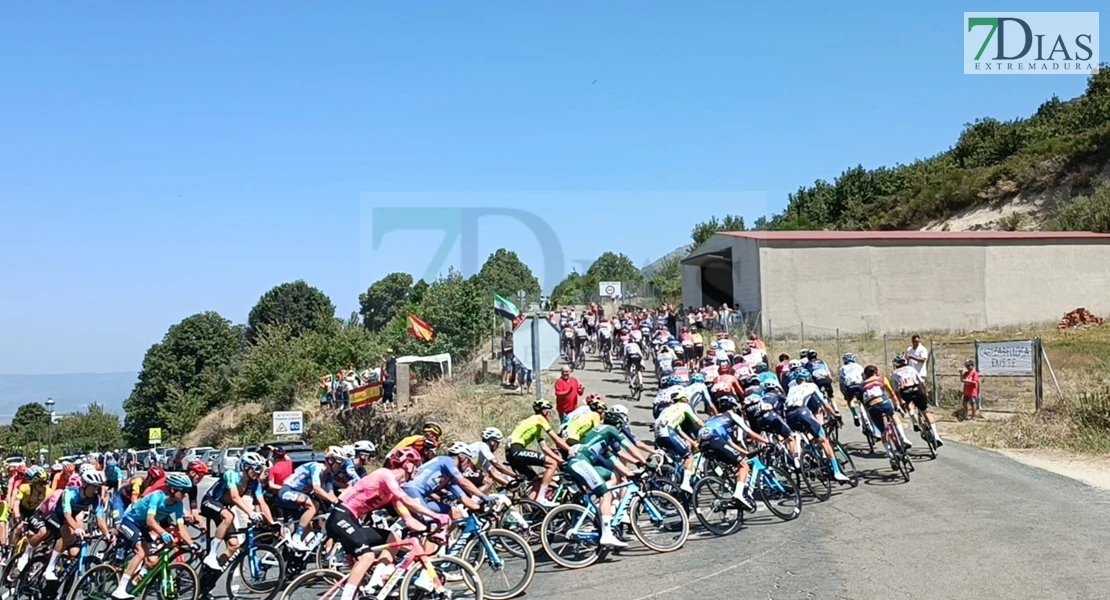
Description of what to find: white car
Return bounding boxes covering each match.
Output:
[214,448,242,475]
[3,456,26,469]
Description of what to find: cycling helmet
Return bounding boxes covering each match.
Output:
[893,354,908,367]
[586,395,606,410]
[717,395,738,412]
[423,422,443,438]
[239,452,266,470]
[324,446,346,460]
[342,445,355,459]
[796,369,813,382]
[28,466,48,483]
[147,466,166,480]
[753,362,768,374]
[106,458,117,467]
[421,437,440,453]
[799,348,810,358]
[691,373,706,384]
[166,473,192,490]
[533,399,553,413]
[806,350,818,360]
[740,375,760,389]
[81,470,106,487]
[610,404,629,418]
[79,463,97,476]
[762,380,784,393]
[62,462,75,475]
[788,359,802,371]
[843,353,857,364]
[481,427,503,442]
[603,407,627,426]
[717,364,730,375]
[186,460,209,476]
[673,391,690,403]
[353,441,377,456]
[49,462,62,473]
[447,442,474,458]
[386,447,423,469]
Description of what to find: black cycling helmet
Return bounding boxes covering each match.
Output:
[806,350,818,360]
[716,395,738,412]
[753,362,768,374]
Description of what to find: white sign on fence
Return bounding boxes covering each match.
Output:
[272,411,304,436]
[598,281,621,298]
[976,340,1035,375]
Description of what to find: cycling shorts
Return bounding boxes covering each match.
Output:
[842,384,864,403]
[566,460,612,496]
[753,412,792,439]
[900,386,929,412]
[805,394,826,415]
[326,505,388,558]
[785,407,825,439]
[277,487,312,512]
[506,444,547,480]
[412,495,453,516]
[200,497,229,522]
[117,517,145,551]
[699,437,743,467]
[626,355,643,369]
[867,400,896,432]
[654,430,691,459]
[27,513,46,533]
[43,512,64,534]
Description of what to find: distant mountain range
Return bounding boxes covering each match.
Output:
[641,245,691,279]
[0,373,136,424]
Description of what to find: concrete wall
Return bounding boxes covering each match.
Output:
[758,240,1110,333]
[733,237,762,315]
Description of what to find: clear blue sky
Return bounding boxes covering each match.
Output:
[0,2,1101,374]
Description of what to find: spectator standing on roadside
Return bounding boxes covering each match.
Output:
[906,335,929,391]
[553,365,584,423]
[501,331,515,387]
[961,360,981,420]
[383,350,398,410]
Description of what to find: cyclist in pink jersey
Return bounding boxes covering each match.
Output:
[326,448,449,600]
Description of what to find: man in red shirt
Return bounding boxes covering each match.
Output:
[961,360,981,420]
[554,365,584,423]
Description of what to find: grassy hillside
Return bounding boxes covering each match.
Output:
[754,68,1110,233]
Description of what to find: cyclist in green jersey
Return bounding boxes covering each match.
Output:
[565,408,648,548]
[505,399,574,507]
[652,392,703,494]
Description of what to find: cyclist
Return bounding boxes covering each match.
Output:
[401,443,490,524]
[755,362,779,389]
[892,354,943,446]
[652,391,703,494]
[563,395,607,446]
[605,404,656,455]
[505,399,574,507]
[561,321,576,362]
[799,349,811,367]
[672,359,691,384]
[180,460,209,526]
[280,446,347,551]
[386,422,443,464]
[653,376,684,419]
[109,468,151,524]
[467,428,517,489]
[43,470,111,581]
[691,327,705,361]
[598,318,613,359]
[624,336,645,390]
[344,441,377,480]
[573,319,589,365]
[699,395,769,511]
[748,380,801,459]
[7,467,51,549]
[326,448,449,600]
[110,473,198,600]
[563,408,648,548]
[863,364,914,470]
[656,344,676,380]
[200,450,274,570]
[709,364,744,413]
[685,372,715,416]
[783,371,850,482]
[839,354,867,431]
[806,350,836,402]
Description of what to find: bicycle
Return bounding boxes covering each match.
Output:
[281,528,483,600]
[67,541,199,600]
[194,521,285,600]
[626,362,643,402]
[883,417,914,482]
[444,504,535,599]
[540,475,688,569]
[692,447,801,536]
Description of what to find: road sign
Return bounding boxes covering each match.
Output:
[272,411,304,436]
[148,428,162,445]
[976,340,1036,375]
[598,281,621,297]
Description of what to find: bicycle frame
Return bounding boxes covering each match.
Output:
[123,545,181,598]
[324,536,444,600]
[565,480,664,543]
[447,512,504,569]
[745,456,789,494]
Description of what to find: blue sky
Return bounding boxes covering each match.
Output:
[0,2,1101,374]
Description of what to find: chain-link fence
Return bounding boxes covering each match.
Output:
[932,339,1042,416]
[764,322,895,369]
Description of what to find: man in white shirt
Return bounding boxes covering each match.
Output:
[906,335,929,379]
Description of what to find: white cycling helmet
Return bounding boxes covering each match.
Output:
[353,440,376,455]
[240,451,266,469]
[610,404,629,418]
[788,359,803,370]
[342,445,355,459]
[447,442,474,458]
[81,470,106,487]
[78,463,97,476]
[324,446,347,460]
[481,428,503,442]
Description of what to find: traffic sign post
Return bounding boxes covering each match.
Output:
[598,281,621,298]
[148,428,162,445]
[272,411,304,436]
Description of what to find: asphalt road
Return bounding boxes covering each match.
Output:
[522,355,1110,600]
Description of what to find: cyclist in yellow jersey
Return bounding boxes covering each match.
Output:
[385,422,443,463]
[505,399,573,507]
[563,396,607,445]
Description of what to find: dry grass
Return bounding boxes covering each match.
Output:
[183,403,265,447]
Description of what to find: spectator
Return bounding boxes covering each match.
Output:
[383,350,398,409]
[906,335,929,379]
[553,365,584,423]
[500,331,515,386]
[748,332,766,351]
[319,373,334,407]
[961,360,981,420]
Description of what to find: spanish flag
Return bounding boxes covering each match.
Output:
[407,313,435,342]
[350,382,383,408]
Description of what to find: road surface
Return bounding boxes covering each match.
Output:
[522,355,1110,600]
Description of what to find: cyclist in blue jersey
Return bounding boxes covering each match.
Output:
[104,457,126,493]
[755,363,779,390]
[341,441,377,482]
[401,443,489,519]
[699,395,769,511]
[784,371,849,482]
[43,470,110,582]
[201,450,274,569]
[280,445,347,552]
[806,350,838,405]
[111,474,198,600]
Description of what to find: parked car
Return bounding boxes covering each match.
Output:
[3,456,26,469]
[181,446,214,469]
[160,448,177,468]
[214,448,242,475]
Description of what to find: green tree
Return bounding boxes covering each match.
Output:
[11,403,50,435]
[691,214,746,247]
[247,280,337,339]
[551,271,588,306]
[647,255,683,305]
[122,311,241,447]
[585,252,641,282]
[359,272,413,332]
[383,269,487,363]
[53,404,124,452]
[474,249,541,302]
[410,279,430,305]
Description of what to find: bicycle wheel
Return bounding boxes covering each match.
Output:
[313,541,349,572]
[646,477,688,513]
[833,443,859,488]
[691,476,743,537]
[538,504,600,569]
[399,555,483,600]
[140,562,198,600]
[897,453,913,482]
[800,448,832,502]
[279,568,343,600]
[67,563,120,600]
[498,498,546,550]
[756,465,802,521]
[461,528,535,600]
[226,543,285,599]
[629,490,688,552]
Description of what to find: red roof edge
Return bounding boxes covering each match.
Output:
[720,230,1110,242]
